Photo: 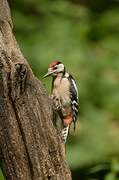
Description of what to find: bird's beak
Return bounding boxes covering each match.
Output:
[43,71,53,78]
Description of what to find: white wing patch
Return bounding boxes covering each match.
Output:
[71,79,78,100]
[70,77,79,130]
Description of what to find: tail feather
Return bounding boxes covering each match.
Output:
[61,125,70,143]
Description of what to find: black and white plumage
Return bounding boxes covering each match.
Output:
[44,60,79,143]
[68,74,78,130]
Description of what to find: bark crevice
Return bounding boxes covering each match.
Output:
[0,0,72,179]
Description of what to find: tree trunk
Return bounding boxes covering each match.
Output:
[0,0,72,179]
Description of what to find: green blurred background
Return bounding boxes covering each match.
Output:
[1,0,119,179]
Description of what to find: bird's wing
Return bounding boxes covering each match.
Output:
[68,74,79,130]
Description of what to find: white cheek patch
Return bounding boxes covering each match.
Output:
[57,64,64,72]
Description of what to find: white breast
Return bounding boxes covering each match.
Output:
[52,76,70,106]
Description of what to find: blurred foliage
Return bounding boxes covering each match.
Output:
[1,0,119,179]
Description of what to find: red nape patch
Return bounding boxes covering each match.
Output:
[49,60,61,68]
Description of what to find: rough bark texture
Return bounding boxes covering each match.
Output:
[0,0,72,179]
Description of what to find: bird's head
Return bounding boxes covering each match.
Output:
[43,60,65,78]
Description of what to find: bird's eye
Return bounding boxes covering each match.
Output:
[53,66,57,70]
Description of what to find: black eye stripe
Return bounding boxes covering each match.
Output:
[53,66,57,70]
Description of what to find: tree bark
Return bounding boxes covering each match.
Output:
[0,0,72,179]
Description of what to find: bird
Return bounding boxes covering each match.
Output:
[43,60,79,143]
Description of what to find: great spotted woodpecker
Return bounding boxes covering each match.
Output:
[44,60,79,143]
